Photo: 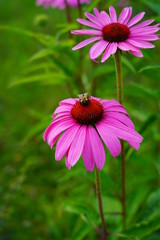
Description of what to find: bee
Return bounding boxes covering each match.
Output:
[78,93,89,106]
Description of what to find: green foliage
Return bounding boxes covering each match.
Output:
[0,0,160,239]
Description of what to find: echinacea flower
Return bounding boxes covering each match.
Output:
[36,0,90,9]
[43,94,143,172]
[71,6,160,62]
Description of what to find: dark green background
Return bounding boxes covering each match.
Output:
[0,0,160,239]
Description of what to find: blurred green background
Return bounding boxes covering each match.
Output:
[0,0,160,239]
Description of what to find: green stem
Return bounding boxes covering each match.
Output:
[95,166,108,240]
[114,50,126,229]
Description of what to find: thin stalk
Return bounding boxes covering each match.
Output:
[95,166,108,240]
[114,50,126,229]
[64,0,72,38]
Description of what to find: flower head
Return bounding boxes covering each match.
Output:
[36,0,90,9]
[71,6,160,62]
[44,95,143,172]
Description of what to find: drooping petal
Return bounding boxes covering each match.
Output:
[127,12,145,27]
[71,29,102,36]
[130,35,159,41]
[96,122,121,157]
[105,112,135,129]
[130,49,143,57]
[46,119,76,146]
[59,98,77,106]
[102,120,143,145]
[126,39,155,49]
[72,37,102,51]
[101,42,117,63]
[55,124,80,160]
[82,127,95,172]
[89,40,109,60]
[118,42,139,52]
[88,126,105,170]
[77,18,102,30]
[68,125,86,167]
[109,6,117,23]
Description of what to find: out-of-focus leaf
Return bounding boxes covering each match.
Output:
[122,217,160,239]
[141,0,160,14]
[0,25,56,46]
[22,117,51,144]
[29,49,56,62]
[90,65,115,78]
[126,82,160,100]
[85,0,101,12]
[8,73,69,87]
[138,64,160,73]
[122,56,136,73]
[22,62,55,74]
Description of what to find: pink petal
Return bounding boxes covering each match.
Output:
[93,8,100,17]
[68,125,86,167]
[72,37,102,51]
[82,127,95,172]
[130,35,159,41]
[59,98,76,106]
[85,12,103,27]
[77,18,102,30]
[55,124,80,160]
[96,122,121,158]
[65,152,71,170]
[103,120,143,145]
[118,42,139,52]
[102,99,122,108]
[126,39,155,49]
[118,7,129,23]
[127,12,145,27]
[101,11,111,24]
[101,42,117,63]
[89,40,109,60]
[71,29,102,36]
[54,105,72,114]
[123,7,132,25]
[109,6,117,23]
[130,26,159,34]
[129,20,154,31]
[106,112,135,129]
[130,49,143,57]
[104,106,129,116]
[46,119,76,146]
[88,126,105,170]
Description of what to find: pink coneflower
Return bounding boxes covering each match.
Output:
[36,0,90,9]
[43,94,143,171]
[71,6,160,62]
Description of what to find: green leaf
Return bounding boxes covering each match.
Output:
[122,56,136,73]
[138,64,160,73]
[8,73,69,87]
[22,117,51,144]
[0,25,56,47]
[141,1,160,14]
[29,49,57,62]
[85,0,101,12]
[126,82,160,100]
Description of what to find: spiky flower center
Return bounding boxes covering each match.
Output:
[71,99,103,125]
[102,23,130,42]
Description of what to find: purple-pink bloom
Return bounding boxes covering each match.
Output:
[43,96,143,172]
[36,0,90,9]
[71,6,160,62]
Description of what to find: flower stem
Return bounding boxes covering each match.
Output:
[114,50,126,229]
[95,166,108,240]
[64,0,72,38]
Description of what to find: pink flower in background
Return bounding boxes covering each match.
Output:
[72,6,160,62]
[43,95,143,172]
[36,0,90,9]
